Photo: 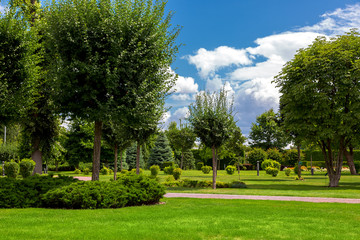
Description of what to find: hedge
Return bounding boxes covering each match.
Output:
[303,150,360,162]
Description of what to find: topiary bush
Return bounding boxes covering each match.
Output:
[201,165,212,174]
[0,175,78,208]
[265,167,279,177]
[83,168,90,175]
[196,162,204,170]
[19,159,36,178]
[172,168,182,180]
[150,165,160,177]
[100,166,111,175]
[285,168,291,176]
[164,165,175,175]
[4,160,19,178]
[130,168,144,174]
[225,165,236,175]
[74,169,82,174]
[261,159,281,170]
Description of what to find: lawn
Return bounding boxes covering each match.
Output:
[51,170,360,199]
[0,198,359,240]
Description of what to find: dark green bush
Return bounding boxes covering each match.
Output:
[163,179,246,189]
[265,167,279,177]
[0,175,78,208]
[100,166,111,175]
[150,165,160,177]
[164,165,175,175]
[247,148,267,166]
[83,168,90,175]
[74,169,81,174]
[48,163,75,171]
[230,181,247,188]
[285,168,291,176]
[201,165,212,174]
[19,159,35,178]
[172,168,182,180]
[162,161,175,170]
[284,149,304,166]
[196,162,204,170]
[267,148,283,163]
[225,165,236,175]
[4,161,19,178]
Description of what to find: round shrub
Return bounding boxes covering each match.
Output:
[225,165,236,175]
[83,168,90,175]
[265,167,279,177]
[172,168,182,180]
[100,166,111,175]
[19,159,36,178]
[164,166,175,175]
[247,148,267,166]
[201,165,212,174]
[150,165,160,177]
[74,169,82,174]
[130,168,144,174]
[266,148,283,163]
[196,162,204,170]
[4,161,19,178]
[261,159,281,176]
[285,168,291,176]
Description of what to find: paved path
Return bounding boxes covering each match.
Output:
[164,193,360,204]
[74,176,92,181]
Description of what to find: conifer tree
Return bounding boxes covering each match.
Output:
[147,133,174,168]
[126,143,144,170]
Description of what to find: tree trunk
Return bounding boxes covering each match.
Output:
[320,138,344,187]
[120,150,124,172]
[297,145,301,179]
[55,161,59,172]
[91,121,102,181]
[32,137,42,175]
[344,146,358,175]
[136,141,140,175]
[180,151,184,169]
[212,145,217,189]
[113,144,118,181]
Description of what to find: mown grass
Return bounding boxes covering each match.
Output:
[0,198,359,240]
[52,170,360,199]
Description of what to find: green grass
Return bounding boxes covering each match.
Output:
[1,198,359,240]
[53,170,360,199]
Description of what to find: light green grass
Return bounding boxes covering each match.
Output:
[0,198,359,240]
[53,170,360,199]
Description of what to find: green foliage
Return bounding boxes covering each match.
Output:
[0,143,19,162]
[83,168,90,175]
[196,162,204,170]
[42,174,165,209]
[0,175,78,208]
[265,167,279,177]
[182,150,196,170]
[19,158,35,178]
[201,165,212,174]
[100,166,111,175]
[163,179,246,189]
[4,160,19,178]
[147,133,174,168]
[172,168,182,180]
[150,165,160,177]
[261,159,281,170]
[130,168,144,174]
[164,166,175,175]
[267,148,283,163]
[74,169,81,174]
[162,161,175,169]
[225,165,236,175]
[284,149,304,166]
[126,143,144,170]
[247,148,267,166]
[285,168,292,176]
[249,109,288,150]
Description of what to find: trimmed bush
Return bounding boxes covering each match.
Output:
[265,167,279,177]
[196,162,204,170]
[162,161,175,170]
[100,166,111,175]
[261,159,281,170]
[0,175,78,208]
[83,168,90,175]
[201,165,212,174]
[285,168,291,176]
[164,166,175,175]
[225,165,236,175]
[4,161,19,178]
[74,169,81,174]
[172,168,182,180]
[19,159,36,178]
[163,178,246,189]
[130,168,144,174]
[150,165,160,177]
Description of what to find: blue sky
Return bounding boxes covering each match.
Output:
[162,0,360,135]
[1,0,360,135]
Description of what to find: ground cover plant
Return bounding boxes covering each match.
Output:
[0,198,359,240]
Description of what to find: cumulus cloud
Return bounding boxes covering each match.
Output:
[170,93,192,101]
[173,107,190,120]
[173,75,198,94]
[186,46,252,78]
[299,3,360,35]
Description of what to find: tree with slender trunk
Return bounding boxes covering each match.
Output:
[43,0,179,180]
[188,88,237,189]
[275,31,360,187]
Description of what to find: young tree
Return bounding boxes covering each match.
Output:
[249,109,288,150]
[274,31,360,187]
[188,88,237,189]
[148,132,174,168]
[43,0,180,180]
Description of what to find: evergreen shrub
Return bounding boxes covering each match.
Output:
[4,160,19,178]
[196,162,204,170]
[100,166,111,175]
[172,168,182,180]
[225,165,236,175]
[265,167,279,177]
[247,148,267,166]
[164,166,175,175]
[150,165,160,177]
[83,168,90,175]
[130,168,144,174]
[201,165,212,174]
[285,168,291,176]
[74,169,81,174]
[19,159,35,178]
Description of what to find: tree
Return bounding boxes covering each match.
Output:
[43,0,180,180]
[188,88,237,189]
[148,132,174,168]
[166,121,196,169]
[126,143,144,170]
[249,109,288,150]
[274,31,360,187]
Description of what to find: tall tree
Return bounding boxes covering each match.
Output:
[43,0,180,180]
[188,88,237,189]
[274,31,360,187]
[249,109,288,150]
[148,132,174,168]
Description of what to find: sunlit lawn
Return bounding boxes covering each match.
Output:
[51,169,360,199]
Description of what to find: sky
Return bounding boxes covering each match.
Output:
[162,0,360,135]
[1,0,360,135]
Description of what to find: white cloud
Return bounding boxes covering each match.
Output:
[299,3,360,35]
[170,93,192,101]
[206,75,223,92]
[173,75,198,94]
[187,46,252,78]
[0,5,6,14]
[173,107,190,120]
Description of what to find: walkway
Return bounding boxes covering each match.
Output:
[164,193,360,204]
